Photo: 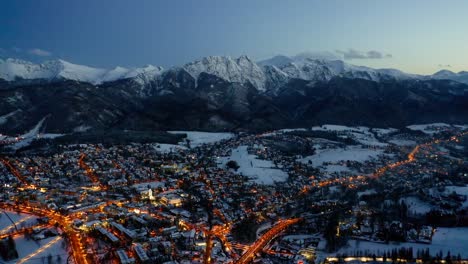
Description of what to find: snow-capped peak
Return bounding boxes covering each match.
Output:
[182,55,267,91]
[258,54,416,83]
[431,69,468,84]
[0,58,163,85]
[432,69,456,78]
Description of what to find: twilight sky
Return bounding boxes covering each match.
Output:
[0,0,467,74]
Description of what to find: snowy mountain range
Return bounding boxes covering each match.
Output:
[0,58,163,85]
[431,69,468,84]
[1,53,467,135]
[1,54,465,93]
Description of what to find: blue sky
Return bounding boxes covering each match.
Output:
[1,0,467,74]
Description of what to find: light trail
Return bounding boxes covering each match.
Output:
[0,215,33,234]
[235,218,302,264]
[17,236,62,264]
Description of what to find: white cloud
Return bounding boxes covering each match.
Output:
[336,49,392,60]
[28,48,52,56]
[438,64,451,68]
[294,51,341,61]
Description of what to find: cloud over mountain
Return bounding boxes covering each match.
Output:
[336,49,392,60]
[28,48,52,57]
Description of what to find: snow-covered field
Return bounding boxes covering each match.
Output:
[407,123,452,135]
[357,189,377,197]
[168,131,234,147]
[0,211,38,234]
[330,228,468,258]
[388,139,417,146]
[322,165,353,173]
[260,128,307,137]
[311,125,391,146]
[153,143,187,153]
[217,145,288,185]
[442,185,468,208]
[299,146,384,167]
[10,235,68,264]
[0,211,65,264]
[400,196,433,215]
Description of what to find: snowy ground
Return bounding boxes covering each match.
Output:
[260,128,307,137]
[217,145,288,185]
[262,125,397,146]
[153,143,187,153]
[9,234,68,264]
[311,125,393,147]
[322,165,354,173]
[407,123,452,135]
[168,131,234,147]
[0,211,38,234]
[36,133,64,139]
[132,181,165,190]
[358,189,377,197]
[388,139,417,146]
[4,117,63,150]
[400,196,433,215]
[0,110,20,125]
[441,185,468,208]
[327,228,468,258]
[298,146,384,167]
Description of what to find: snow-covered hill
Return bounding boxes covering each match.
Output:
[431,69,468,84]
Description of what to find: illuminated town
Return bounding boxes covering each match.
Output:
[1,123,467,264]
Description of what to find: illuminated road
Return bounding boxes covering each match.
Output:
[0,223,48,239]
[300,130,468,195]
[178,219,233,263]
[1,157,31,187]
[372,144,421,178]
[78,153,106,190]
[0,203,90,264]
[235,218,302,264]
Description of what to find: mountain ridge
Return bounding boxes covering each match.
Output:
[0,54,467,135]
[2,54,466,92]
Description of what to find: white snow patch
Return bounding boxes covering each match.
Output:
[37,133,65,139]
[10,235,67,264]
[153,143,187,153]
[7,117,47,150]
[358,189,377,197]
[299,146,384,167]
[217,145,288,185]
[407,123,452,135]
[400,196,433,215]
[334,228,468,258]
[73,125,91,133]
[388,139,417,146]
[311,125,388,146]
[442,185,468,208]
[0,211,38,232]
[0,110,19,125]
[169,131,234,147]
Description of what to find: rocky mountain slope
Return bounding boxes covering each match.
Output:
[0,55,467,134]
